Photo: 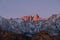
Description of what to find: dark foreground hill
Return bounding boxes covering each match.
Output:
[31,30,60,40]
[0,30,60,40]
[0,30,31,40]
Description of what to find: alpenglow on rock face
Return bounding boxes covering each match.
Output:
[0,14,60,37]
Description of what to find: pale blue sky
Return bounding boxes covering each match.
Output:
[0,0,60,18]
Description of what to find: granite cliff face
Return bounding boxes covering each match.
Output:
[0,14,60,37]
[21,14,43,21]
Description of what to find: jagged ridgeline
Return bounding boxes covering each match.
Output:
[0,14,60,37]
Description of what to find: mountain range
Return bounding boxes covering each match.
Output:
[0,14,60,37]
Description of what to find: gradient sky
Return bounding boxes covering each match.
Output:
[0,0,60,18]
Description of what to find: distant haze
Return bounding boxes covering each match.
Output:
[0,0,60,18]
